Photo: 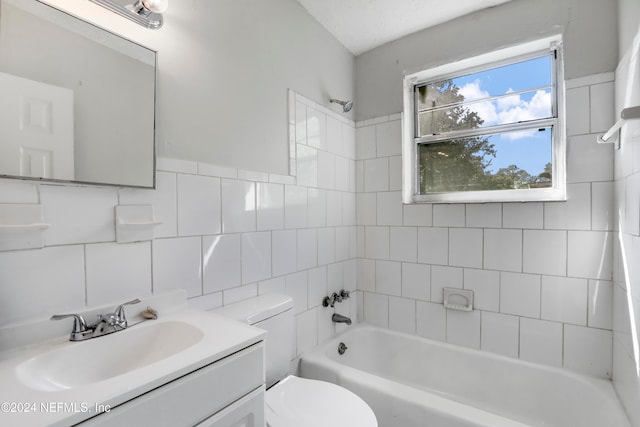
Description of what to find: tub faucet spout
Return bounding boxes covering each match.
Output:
[332,313,352,325]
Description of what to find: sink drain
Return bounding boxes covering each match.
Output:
[338,342,348,355]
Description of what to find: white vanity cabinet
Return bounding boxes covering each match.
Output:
[78,342,265,427]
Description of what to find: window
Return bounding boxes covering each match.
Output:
[402,36,566,203]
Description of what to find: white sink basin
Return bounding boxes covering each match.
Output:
[16,320,203,391]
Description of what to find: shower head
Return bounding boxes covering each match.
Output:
[330,98,353,113]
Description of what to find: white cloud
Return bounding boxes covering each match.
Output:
[458,81,552,140]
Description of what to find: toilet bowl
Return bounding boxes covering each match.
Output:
[213,294,377,427]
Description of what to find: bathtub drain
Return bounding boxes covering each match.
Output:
[338,342,348,355]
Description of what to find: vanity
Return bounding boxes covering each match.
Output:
[0,292,266,426]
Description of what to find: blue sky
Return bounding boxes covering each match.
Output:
[452,55,553,176]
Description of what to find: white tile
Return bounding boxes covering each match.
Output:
[284,185,307,229]
[588,280,613,330]
[355,161,364,193]
[335,156,350,192]
[376,120,402,157]
[317,227,336,265]
[307,188,327,227]
[307,108,326,150]
[389,296,416,334]
[447,310,481,349]
[481,311,519,358]
[157,157,197,174]
[257,182,284,231]
[198,163,237,179]
[590,82,615,133]
[295,144,318,188]
[343,192,356,226]
[188,292,222,311]
[238,169,269,183]
[286,271,308,315]
[357,193,377,225]
[296,309,318,355]
[269,173,295,186]
[203,234,241,293]
[389,156,402,191]
[592,182,614,231]
[241,232,271,284]
[567,135,614,183]
[297,228,318,270]
[541,276,588,325]
[500,272,541,318]
[544,183,591,230]
[566,86,590,136]
[356,125,376,160]
[342,122,356,160]
[357,258,375,292]
[403,204,433,226]
[349,159,357,193]
[365,226,389,260]
[120,171,177,238]
[317,306,336,343]
[363,292,388,327]
[41,185,117,245]
[483,229,522,272]
[223,283,257,305]
[502,202,543,229]
[221,179,256,233]
[308,267,327,308]
[317,150,336,190]
[375,260,401,296]
[433,204,465,227]
[0,246,85,325]
[335,226,351,262]
[564,325,612,378]
[402,262,430,301]
[0,179,38,203]
[363,158,389,192]
[466,204,502,228]
[416,301,446,341]
[519,318,563,367]
[522,230,567,276]
[177,174,221,236]
[327,262,343,294]
[390,226,417,262]
[356,226,365,258]
[449,228,483,268]
[567,231,613,280]
[153,237,201,298]
[86,242,152,306]
[326,190,343,227]
[463,269,500,312]
[343,259,357,291]
[417,227,448,265]
[431,266,463,303]
[258,276,286,295]
[376,191,403,225]
[295,101,307,143]
[272,230,297,277]
[326,116,342,156]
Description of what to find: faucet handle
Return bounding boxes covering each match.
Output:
[114,298,141,327]
[50,313,90,340]
[339,289,350,299]
[331,292,343,304]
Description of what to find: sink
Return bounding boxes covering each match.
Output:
[16,320,203,391]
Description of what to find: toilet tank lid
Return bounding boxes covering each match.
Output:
[212,293,293,325]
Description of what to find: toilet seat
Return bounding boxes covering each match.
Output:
[265,375,377,427]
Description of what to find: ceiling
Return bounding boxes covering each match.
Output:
[295,0,514,56]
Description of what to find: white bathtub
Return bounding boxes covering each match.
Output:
[300,324,630,427]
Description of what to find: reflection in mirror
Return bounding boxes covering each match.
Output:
[0,0,156,188]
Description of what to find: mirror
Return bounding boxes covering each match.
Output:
[0,0,156,188]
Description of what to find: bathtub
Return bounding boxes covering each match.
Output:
[300,324,630,427]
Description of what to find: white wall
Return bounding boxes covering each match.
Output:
[41,0,355,176]
[0,92,357,360]
[612,0,640,423]
[355,0,618,122]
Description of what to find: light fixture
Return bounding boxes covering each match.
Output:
[89,0,168,29]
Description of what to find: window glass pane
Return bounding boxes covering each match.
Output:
[416,55,553,137]
[418,127,552,194]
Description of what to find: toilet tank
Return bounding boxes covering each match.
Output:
[213,294,294,388]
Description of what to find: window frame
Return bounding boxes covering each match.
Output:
[402,35,566,204]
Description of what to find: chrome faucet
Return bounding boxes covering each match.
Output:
[51,298,141,341]
[331,313,352,325]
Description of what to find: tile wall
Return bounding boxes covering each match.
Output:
[0,92,357,361]
[355,72,616,379]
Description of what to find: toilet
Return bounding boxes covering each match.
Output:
[213,293,377,427]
